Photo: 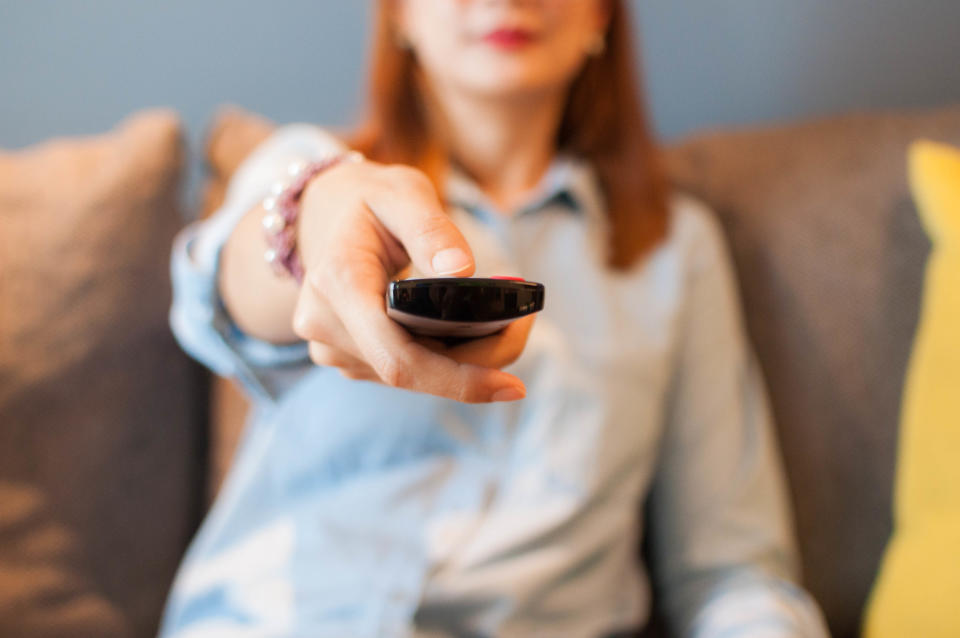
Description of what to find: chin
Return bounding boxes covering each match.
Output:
[459,62,572,98]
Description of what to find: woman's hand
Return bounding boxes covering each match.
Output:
[292,159,533,403]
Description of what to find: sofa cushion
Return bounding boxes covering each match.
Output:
[864,141,960,637]
[664,104,960,638]
[0,111,206,637]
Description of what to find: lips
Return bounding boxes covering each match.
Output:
[482,28,537,48]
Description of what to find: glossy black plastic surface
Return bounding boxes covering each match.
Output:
[387,278,545,322]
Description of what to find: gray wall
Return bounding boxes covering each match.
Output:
[2,0,959,154]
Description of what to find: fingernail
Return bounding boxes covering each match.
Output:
[431,248,471,275]
[491,386,526,402]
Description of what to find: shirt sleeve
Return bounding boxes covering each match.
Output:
[647,198,830,638]
[168,123,346,403]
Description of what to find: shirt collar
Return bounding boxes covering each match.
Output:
[443,154,606,225]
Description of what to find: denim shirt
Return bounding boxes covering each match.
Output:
[159,125,829,638]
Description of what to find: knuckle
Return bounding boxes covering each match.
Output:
[406,171,433,193]
[339,367,372,381]
[308,344,334,367]
[335,264,372,297]
[292,296,336,344]
[305,266,326,294]
[374,164,403,186]
[293,310,321,341]
[374,353,413,388]
[453,382,474,404]
[413,213,455,247]
[292,310,309,339]
[314,257,339,290]
[310,353,332,367]
[385,164,428,187]
[320,253,359,293]
[388,167,435,199]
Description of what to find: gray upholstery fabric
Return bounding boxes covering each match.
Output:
[664,104,960,638]
[0,111,206,637]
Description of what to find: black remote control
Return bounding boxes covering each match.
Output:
[386,277,545,338]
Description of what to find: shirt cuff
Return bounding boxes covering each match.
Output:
[170,227,310,403]
[685,574,830,638]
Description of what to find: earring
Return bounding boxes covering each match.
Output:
[586,33,606,57]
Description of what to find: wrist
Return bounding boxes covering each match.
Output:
[297,154,363,270]
[261,151,363,283]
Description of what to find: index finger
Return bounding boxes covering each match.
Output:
[364,166,476,279]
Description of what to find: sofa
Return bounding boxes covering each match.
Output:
[2,103,958,638]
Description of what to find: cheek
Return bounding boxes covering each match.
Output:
[414,38,474,87]
[406,3,472,80]
[544,0,602,59]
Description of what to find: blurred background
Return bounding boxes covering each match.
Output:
[3,0,959,150]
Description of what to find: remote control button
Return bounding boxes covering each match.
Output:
[491,276,525,281]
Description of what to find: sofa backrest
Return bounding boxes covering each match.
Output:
[665,104,960,638]
[0,111,206,638]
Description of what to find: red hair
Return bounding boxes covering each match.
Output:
[350,0,668,269]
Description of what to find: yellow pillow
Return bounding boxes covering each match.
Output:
[864,141,960,637]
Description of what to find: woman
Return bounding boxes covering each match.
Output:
[161,1,828,636]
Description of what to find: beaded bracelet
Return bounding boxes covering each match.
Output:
[261,151,364,283]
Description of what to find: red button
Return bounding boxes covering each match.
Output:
[491,276,525,281]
